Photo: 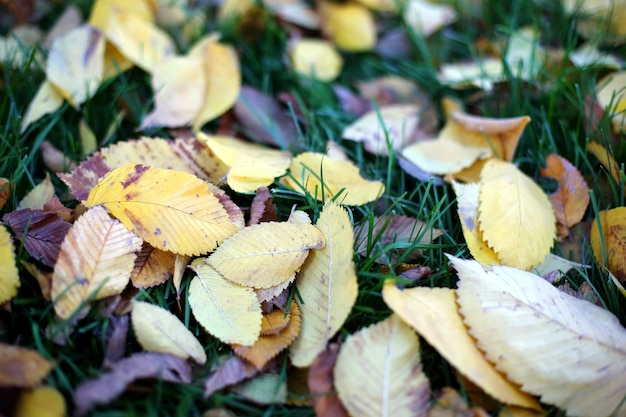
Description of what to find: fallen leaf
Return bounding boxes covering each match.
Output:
[259,309,291,336]
[289,38,343,82]
[0,178,10,211]
[563,0,626,44]
[103,314,129,366]
[207,221,325,288]
[74,352,191,415]
[283,152,384,205]
[39,140,76,173]
[264,0,320,29]
[403,0,457,37]
[308,343,349,417]
[17,174,55,210]
[130,243,176,288]
[0,223,19,304]
[189,260,262,345]
[382,282,541,410]
[540,153,590,240]
[428,387,490,417]
[587,141,622,183]
[0,343,54,388]
[451,254,626,417]
[86,163,241,256]
[290,202,358,367]
[597,71,626,132]
[255,274,294,305]
[173,254,190,300]
[591,207,626,281]
[59,137,228,202]
[22,262,53,300]
[51,206,143,319]
[569,43,620,69]
[533,253,585,283]
[14,386,65,417]
[43,5,83,48]
[478,159,555,269]
[20,81,65,133]
[319,1,376,52]
[200,134,292,193]
[3,209,72,267]
[204,355,259,397]
[232,303,301,369]
[131,299,207,364]
[232,373,287,404]
[248,186,279,225]
[438,58,504,91]
[334,314,431,417]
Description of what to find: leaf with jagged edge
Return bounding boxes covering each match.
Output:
[334,314,431,417]
[85,163,241,256]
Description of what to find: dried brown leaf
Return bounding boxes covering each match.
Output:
[248,186,279,226]
[130,243,176,288]
[308,343,349,417]
[0,343,54,388]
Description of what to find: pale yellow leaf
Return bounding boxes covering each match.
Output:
[201,134,291,193]
[451,181,500,266]
[131,299,207,364]
[334,314,431,417]
[382,282,541,410]
[51,206,143,319]
[402,138,491,175]
[85,163,241,256]
[79,119,98,157]
[290,202,357,367]
[451,254,626,417]
[438,58,504,90]
[591,207,626,281]
[597,71,626,132]
[14,386,66,417]
[403,0,457,37]
[587,141,622,183]
[0,343,55,388]
[173,254,191,300]
[46,25,105,107]
[478,160,555,269]
[319,1,376,52]
[89,0,154,30]
[188,260,262,345]
[289,39,343,82]
[283,152,384,206]
[207,222,325,288]
[21,80,65,133]
[263,0,320,29]
[18,174,55,210]
[0,225,19,304]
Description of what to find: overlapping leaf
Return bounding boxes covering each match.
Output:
[130,244,176,288]
[14,386,66,417]
[0,343,54,388]
[0,224,19,303]
[591,207,626,281]
[319,0,376,52]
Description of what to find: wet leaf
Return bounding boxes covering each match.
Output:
[0,343,54,388]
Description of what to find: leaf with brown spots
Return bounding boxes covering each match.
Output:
[248,186,279,226]
[130,243,176,288]
[86,163,242,256]
[591,207,626,282]
[0,343,54,388]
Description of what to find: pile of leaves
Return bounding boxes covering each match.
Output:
[1,0,626,416]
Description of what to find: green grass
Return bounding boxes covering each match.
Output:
[1,0,626,416]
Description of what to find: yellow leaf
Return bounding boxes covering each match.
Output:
[403,0,457,37]
[173,254,190,300]
[438,58,504,91]
[283,152,384,206]
[451,255,626,417]
[232,303,301,369]
[89,0,154,30]
[0,343,54,388]
[587,141,622,183]
[14,386,66,417]
[18,174,55,210]
[290,202,358,367]
[591,207,626,281]
[260,309,291,336]
[51,206,143,319]
[140,56,206,128]
[102,43,135,79]
[402,138,491,176]
[289,38,343,82]
[201,134,291,193]
[191,37,241,131]
[334,315,431,417]
[319,1,376,52]
[46,25,105,107]
[0,225,18,304]
[131,299,207,364]
[264,0,320,29]
[21,80,65,133]
[188,260,262,345]
[207,221,325,288]
[85,163,241,256]
[130,244,176,288]
[597,71,626,132]
[382,282,541,410]
[478,160,555,269]
[451,181,500,266]
[79,119,98,157]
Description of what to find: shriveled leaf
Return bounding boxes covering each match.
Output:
[200,134,291,193]
[204,355,259,397]
[290,202,357,367]
[591,207,626,281]
[189,260,262,345]
[59,137,228,201]
[319,1,376,52]
[86,163,240,255]
[540,153,590,239]
[283,152,384,205]
[3,209,72,267]
[0,343,54,388]
[130,243,176,288]
[74,353,191,415]
[479,160,555,269]
[14,386,66,417]
[289,38,343,82]
[0,225,19,303]
[587,141,622,183]
[451,255,626,417]
[131,299,207,364]
[334,314,431,417]
[451,182,500,266]
[343,105,420,156]
[308,343,349,417]
[403,0,456,37]
[207,222,324,288]
[382,282,541,410]
[51,206,143,319]
[232,303,301,369]
[21,81,65,133]
[18,174,55,210]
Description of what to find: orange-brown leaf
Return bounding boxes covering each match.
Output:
[0,343,54,388]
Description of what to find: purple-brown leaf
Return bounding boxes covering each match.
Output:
[204,356,259,397]
[308,343,349,417]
